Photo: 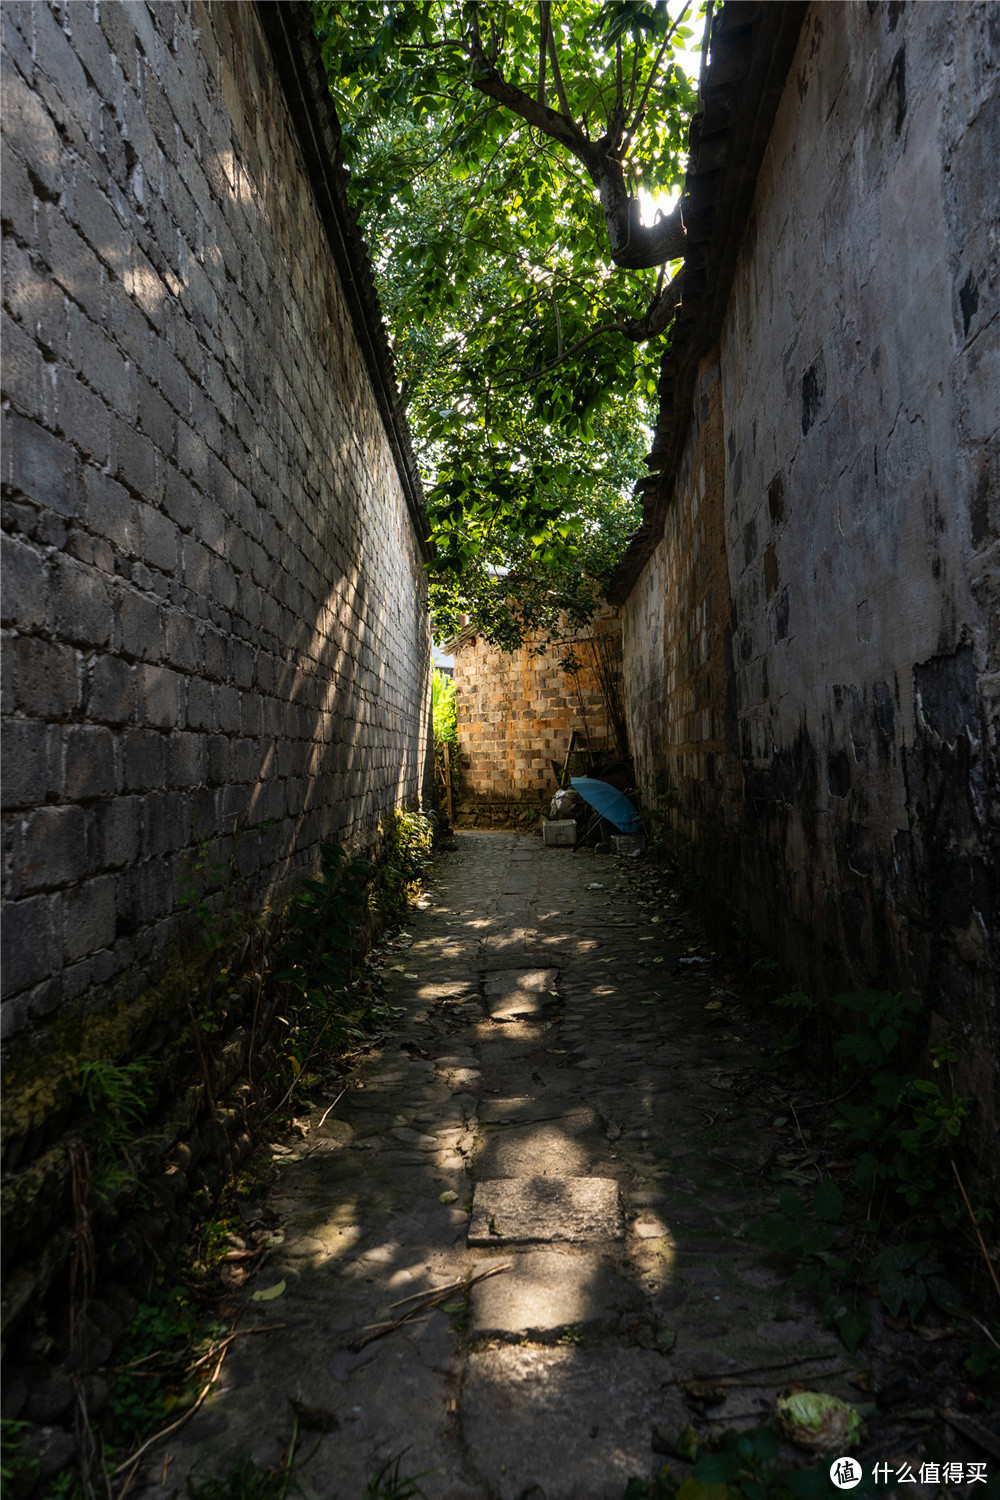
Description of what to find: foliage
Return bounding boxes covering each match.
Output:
[623,1424,874,1499]
[276,842,370,1014]
[1,1419,40,1491]
[314,1,706,644]
[749,988,972,1350]
[432,669,459,750]
[370,810,435,922]
[362,1451,435,1499]
[180,1456,290,1500]
[76,1055,158,1201]
[110,1284,219,1441]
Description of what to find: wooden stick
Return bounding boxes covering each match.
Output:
[347,1264,511,1352]
[951,1159,1000,1302]
[443,741,454,823]
[316,1088,347,1131]
[658,1352,840,1388]
[111,1327,283,1482]
[940,1407,1000,1461]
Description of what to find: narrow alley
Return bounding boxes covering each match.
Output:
[144,833,857,1498]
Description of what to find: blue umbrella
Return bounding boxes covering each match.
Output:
[570,777,642,834]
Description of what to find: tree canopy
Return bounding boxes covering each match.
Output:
[314,1,705,646]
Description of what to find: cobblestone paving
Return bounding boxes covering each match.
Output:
[148,832,861,1499]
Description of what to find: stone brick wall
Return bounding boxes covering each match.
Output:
[622,3,998,1139]
[624,349,742,838]
[452,613,622,814]
[1,1,433,1048]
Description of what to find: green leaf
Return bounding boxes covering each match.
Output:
[812,1180,844,1223]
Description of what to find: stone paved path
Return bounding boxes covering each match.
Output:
[148,832,861,1499]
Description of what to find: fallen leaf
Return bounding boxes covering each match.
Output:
[252,1279,286,1302]
[439,1190,459,1204]
[683,1381,727,1410]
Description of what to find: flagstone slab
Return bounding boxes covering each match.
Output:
[484,968,559,1019]
[470,1250,639,1338]
[468,1176,623,1245]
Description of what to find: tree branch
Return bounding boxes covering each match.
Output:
[622,0,693,154]
[538,1,549,107]
[464,3,685,277]
[465,8,598,174]
[546,15,573,121]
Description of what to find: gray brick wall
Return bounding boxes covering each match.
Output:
[622,2,998,1152]
[1,1,433,1044]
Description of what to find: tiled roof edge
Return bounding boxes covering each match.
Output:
[255,2,432,557]
[608,0,808,606]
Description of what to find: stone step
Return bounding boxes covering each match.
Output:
[468,1176,623,1246]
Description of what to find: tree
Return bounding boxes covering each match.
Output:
[314,2,704,644]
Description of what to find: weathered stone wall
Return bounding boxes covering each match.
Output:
[624,350,742,841]
[1,1,433,1048]
[623,3,998,1132]
[452,613,622,814]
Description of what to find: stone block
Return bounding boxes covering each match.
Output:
[1,893,56,997]
[53,554,111,647]
[10,637,79,718]
[1,532,48,629]
[87,654,135,725]
[96,798,141,870]
[140,663,182,728]
[468,1177,624,1246]
[118,591,162,661]
[483,968,558,1021]
[115,860,169,935]
[63,875,116,960]
[0,719,49,809]
[542,818,576,847]
[41,203,105,324]
[70,311,132,416]
[469,1250,640,1339]
[9,412,77,517]
[116,419,158,498]
[1,310,46,418]
[122,729,166,791]
[0,138,35,246]
[18,805,88,890]
[62,724,115,800]
[1,60,63,200]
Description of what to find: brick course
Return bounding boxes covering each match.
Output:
[451,612,623,811]
[1,1,432,1044]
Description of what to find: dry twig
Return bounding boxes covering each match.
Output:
[951,1159,1000,1302]
[347,1264,511,1351]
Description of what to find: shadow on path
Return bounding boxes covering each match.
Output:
[142,832,855,1500]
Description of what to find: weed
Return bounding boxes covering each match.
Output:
[749,988,973,1348]
[624,1425,877,1498]
[557,1326,586,1346]
[76,1056,158,1201]
[371,811,434,923]
[110,1283,220,1442]
[276,841,370,1022]
[1,1419,40,1490]
[362,1451,436,1499]
[181,1454,287,1500]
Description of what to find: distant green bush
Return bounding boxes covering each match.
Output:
[432,670,458,752]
